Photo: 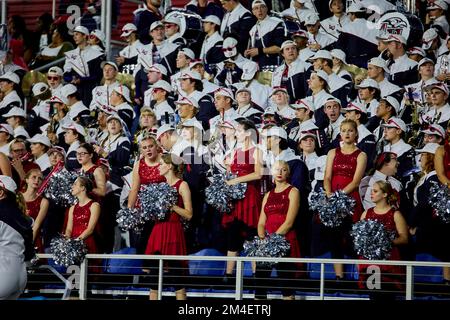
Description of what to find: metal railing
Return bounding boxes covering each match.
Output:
[31,253,450,301]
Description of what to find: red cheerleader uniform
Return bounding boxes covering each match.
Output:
[264,186,302,272]
[144,179,186,257]
[139,158,166,185]
[26,196,44,253]
[71,200,98,254]
[358,207,405,291]
[331,147,363,222]
[222,147,261,228]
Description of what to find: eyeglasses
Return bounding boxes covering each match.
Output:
[222,47,235,52]
[47,76,59,81]
[76,152,89,157]
[89,34,98,40]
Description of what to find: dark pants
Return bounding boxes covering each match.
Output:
[254,261,298,299]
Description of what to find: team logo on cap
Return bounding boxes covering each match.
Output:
[377,13,410,40]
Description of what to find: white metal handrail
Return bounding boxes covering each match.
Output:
[34,253,450,301]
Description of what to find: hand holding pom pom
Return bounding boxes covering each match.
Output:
[351,220,395,260]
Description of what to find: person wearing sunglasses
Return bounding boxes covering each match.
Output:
[133,0,163,45]
[46,66,64,96]
[116,23,141,73]
[163,15,187,47]
[145,80,174,125]
[88,29,106,53]
[215,37,252,87]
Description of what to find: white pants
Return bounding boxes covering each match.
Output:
[0,255,27,300]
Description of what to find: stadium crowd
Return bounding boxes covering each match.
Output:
[1,0,450,300]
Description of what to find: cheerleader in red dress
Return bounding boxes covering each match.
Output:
[255,160,301,300]
[433,134,450,283]
[222,119,263,278]
[323,119,367,279]
[358,180,409,299]
[128,135,165,252]
[145,153,192,301]
[21,169,49,253]
[65,176,101,273]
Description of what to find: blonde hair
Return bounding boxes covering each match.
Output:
[374,180,398,208]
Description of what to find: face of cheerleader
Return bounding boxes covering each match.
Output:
[332,57,342,68]
[299,136,316,154]
[88,34,100,46]
[252,3,268,21]
[325,102,341,122]
[140,138,159,160]
[340,123,357,144]
[103,64,117,81]
[235,124,250,144]
[383,127,401,142]
[140,111,156,128]
[76,147,92,165]
[26,170,43,190]
[71,178,84,196]
[312,58,324,71]
[176,52,190,69]
[272,162,289,184]
[430,88,448,106]
[271,91,288,106]
[370,183,387,204]
[73,31,87,46]
[375,100,391,118]
[192,64,205,77]
[236,91,251,106]
[158,159,171,176]
[0,131,9,143]
[30,142,46,157]
[107,119,122,135]
[49,151,64,167]
[181,126,194,141]
[64,129,78,145]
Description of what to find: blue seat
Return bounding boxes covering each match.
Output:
[104,247,144,275]
[189,248,226,276]
[45,247,67,274]
[308,252,358,280]
[414,253,443,283]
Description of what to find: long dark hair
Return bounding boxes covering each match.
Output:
[79,142,99,164]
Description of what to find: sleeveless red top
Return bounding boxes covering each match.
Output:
[138,158,166,185]
[71,200,98,253]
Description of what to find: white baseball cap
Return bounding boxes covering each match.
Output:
[427,0,448,11]
[49,94,68,105]
[0,72,20,84]
[368,57,390,73]
[407,46,426,57]
[383,34,407,45]
[28,133,51,147]
[90,29,105,45]
[299,130,317,141]
[163,15,182,27]
[74,25,89,35]
[330,49,347,64]
[202,15,221,26]
[422,28,439,50]
[310,50,333,61]
[0,123,13,135]
[150,21,164,32]
[48,66,63,77]
[290,99,313,111]
[112,85,132,103]
[2,107,26,118]
[62,122,87,137]
[347,3,366,13]
[156,124,175,140]
[345,101,367,114]
[421,124,445,138]
[32,82,49,96]
[179,48,195,60]
[425,81,449,95]
[175,96,200,109]
[323,97,341,108]
[0,175,17,193]
[418,57,435,68]
[356,78,380,90]
[120,23,137,38]
[270,86,289,96]
[181,118,203,131]
[222,37,238,58]
[235,86,252,95]
[280,40,297,51]
[214,87,234,100]
[241,61,259,81]
[147,64,168,76]
[381,96,400,114]
[152,80,172,93]
[314,70,329,85]
[416,142,441,155]
[292,30,308,39]
[179,70,202,81]
[252,0,267,8]
[304,13,320,25]
[101,61,119,71]
[62,83,78,98]
[383,117,406,132]
[265,126,288,140]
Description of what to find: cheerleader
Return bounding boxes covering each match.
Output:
[21,169,48,253]
[128,134,165,253]
[358,180,409,299]
[315,119,367,279]
[222,119,263,279]
[77,143,106,199]
[65,176,101,256]
[145,153,192,300]
[0,175,34,300]
[255,160,301,300]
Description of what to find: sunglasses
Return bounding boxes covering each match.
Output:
[164,24,177,29]
[47,76,59,81]
[222,47,235,52]
[89,34,99,40]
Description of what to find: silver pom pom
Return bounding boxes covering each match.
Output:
[243,233,290,268]
[50,235,87,267]
[309,189,355,228]
[116,207,145,232]
[351,220,395,260]
[428,182,450,224]
[44,169,77,207]
[138,183,178,221]
[205,174,247,213]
